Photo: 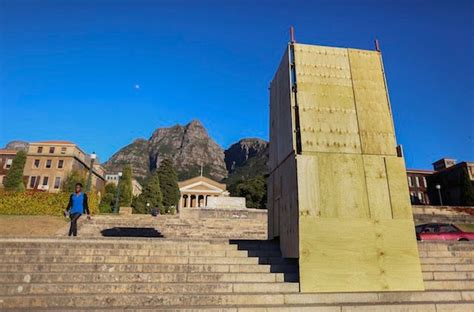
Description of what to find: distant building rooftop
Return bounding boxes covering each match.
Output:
[32,141,75,145]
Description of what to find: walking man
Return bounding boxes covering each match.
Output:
[65,183,91,237]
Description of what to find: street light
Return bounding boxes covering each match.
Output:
[435,184,443,206]
[113,172,123,213]
[85,152,97,193]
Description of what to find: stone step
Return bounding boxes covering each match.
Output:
[0,290,472,309]
[0,263,277,273]
[423,271,474,280]
[0,272,288,283]
[7,302,474,312]
[421,264,474,272]
[0,255,260,265]
[418,243,474,251]
[420,257,474,264]
[0,281,300,295]
[0,248,249,258]
[419,251,474,258]
[0,239,236,250]
[239,302,474,312]
[424,280,474,290]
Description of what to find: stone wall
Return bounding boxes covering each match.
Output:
[206,197,246,209]
[412,205,474,224]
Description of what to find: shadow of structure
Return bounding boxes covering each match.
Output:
[229,239,299,282]
[101,227,164,238]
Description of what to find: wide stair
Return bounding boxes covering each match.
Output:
[0,238,472,311]
[73,214,267,240]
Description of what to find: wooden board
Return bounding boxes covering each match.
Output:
[385,156,413,219]
[269,45,294,170]
[363,155,392,220]
[316,153,370,219]
[293,44,361,154]
[299,218,424,292]
[348,49,397,156]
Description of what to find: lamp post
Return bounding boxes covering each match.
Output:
[85,152,97,193]
[435,184,443,206]
[113,172,123,213]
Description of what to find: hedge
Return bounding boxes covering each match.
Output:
[0,190,99,216]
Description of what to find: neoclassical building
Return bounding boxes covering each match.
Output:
[178,176,229,209]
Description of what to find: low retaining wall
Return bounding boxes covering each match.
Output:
[180,207,266,220]
[413,205,474,224]
[179,207,267,240]
[205,197,246,209]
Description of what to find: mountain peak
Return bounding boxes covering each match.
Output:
[104,120,227,182]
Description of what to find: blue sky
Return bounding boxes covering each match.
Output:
[0,0,472,169]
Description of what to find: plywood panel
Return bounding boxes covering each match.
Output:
[296,155,320,219]
[348,49,396,156]
[269,46,295,168]
[293,44,361,154]
[363,155,392,220]
[267,173,275,239]
[278,154,299,258]
[385,156,413,219]
[299,218,424,292]
[316,153,370,219]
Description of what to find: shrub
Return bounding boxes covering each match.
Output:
[134,171,162,214]
[0,190,99,216]
[4,150,27,191]
[62,170,86,193]
[118,165,133,207]
[99,183,117,213]
[157,158,180,209]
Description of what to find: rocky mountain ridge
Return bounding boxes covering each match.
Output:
[103,120,230,182]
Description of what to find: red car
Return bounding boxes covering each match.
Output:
[416,223,474,241]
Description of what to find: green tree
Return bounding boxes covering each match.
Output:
[232,176,267,209]
[99,183,116,213]
[62,170,86,193]
[118,165,133,206]
[4,150,27,191]
[157,158,180,210]
[133,171,163,214]
[460,169,474,206]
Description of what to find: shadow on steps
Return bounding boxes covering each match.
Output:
[230,239,299,282]
[101,227,164,238]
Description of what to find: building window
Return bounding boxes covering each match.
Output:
[54,177,61,189]
[61,147,67,154]
[410,192,416,204]
[29,176,37,188]
[37,146,43,153]
[33,159,40,168]
[5,159,13,169]
[422,177,427,188]
[42,176,49,186]
[49,147,55,154]
[418,192,424,203]
[408,176,413,187]
[46,160,52,168]
[58,160,64,169]
[415,176,420,187]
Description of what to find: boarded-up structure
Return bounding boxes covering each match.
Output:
[268,43,424,292]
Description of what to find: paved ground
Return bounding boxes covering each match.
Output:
[0,215,67,237]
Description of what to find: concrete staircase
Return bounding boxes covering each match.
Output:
[0,237,473,311]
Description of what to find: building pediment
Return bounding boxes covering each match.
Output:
[180,180,225,193]
[178,175,226,192]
